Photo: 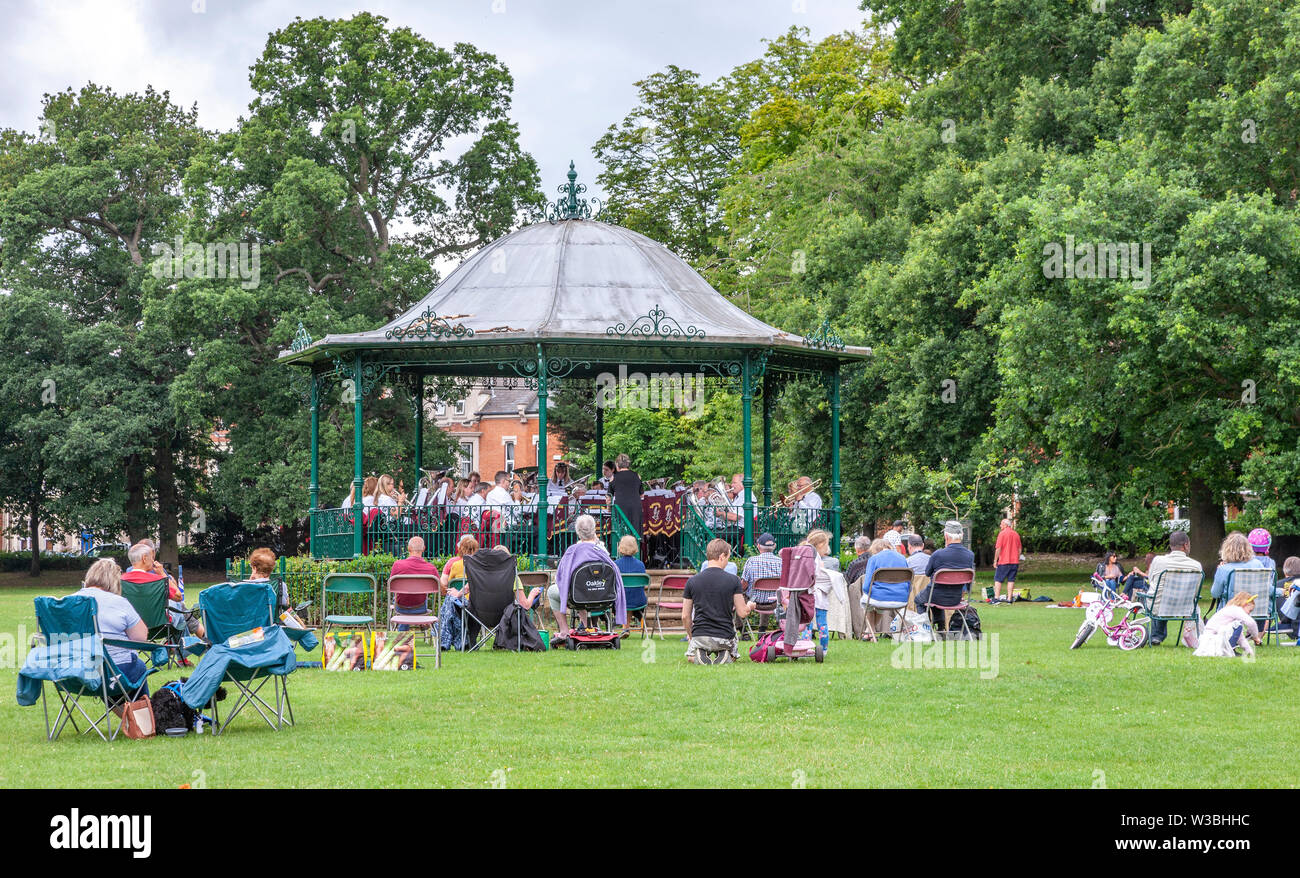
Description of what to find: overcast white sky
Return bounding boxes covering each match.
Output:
[0,0,867,202]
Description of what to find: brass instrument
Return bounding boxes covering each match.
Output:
[774,478,822,509]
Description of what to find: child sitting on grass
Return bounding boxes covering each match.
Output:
[1194,591,1262,658]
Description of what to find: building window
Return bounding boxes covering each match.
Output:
[504,440,515,472]
[459,441,474,478]
[454,400,466,417]
[434,401,446,416]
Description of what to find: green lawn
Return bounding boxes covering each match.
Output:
[0,561,1292,788]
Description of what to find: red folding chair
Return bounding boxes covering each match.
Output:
[387,573,441,668]
[746,576,781,636]
[655,574,690,639]
[928,568,975,638]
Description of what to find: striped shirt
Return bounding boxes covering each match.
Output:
[741,552,782,602]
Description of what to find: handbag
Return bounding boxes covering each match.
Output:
[121,695,156,739]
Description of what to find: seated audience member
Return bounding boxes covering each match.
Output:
[72,559,151,700]
[845,536,871,587]
[1209,531,1264,602]
[243,546,288,614]
[1275,556,1300,638]
[1095,550,1126,594]
[441,535,479,598]
[389,537,440,627]
[1145,530,1203,647]
[905,534,930,576]
[1122,553,1156,601]
[123,540,204,640]
[549,514,626,642]
[916,521,976,627]
[682,538,756,664]
[861,538,911,637]
[1248,528,1276,572]
[615,535,646,576]
[741,533,782,612]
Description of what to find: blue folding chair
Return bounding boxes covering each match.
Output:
[17,595,161,741]
[185,582,316,735]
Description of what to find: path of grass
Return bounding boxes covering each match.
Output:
[0,561,1292,788]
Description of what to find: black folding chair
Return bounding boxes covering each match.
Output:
[461,548,524,651]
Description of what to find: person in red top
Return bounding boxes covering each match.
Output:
[389,537,440,620]
[992,518,1023,603]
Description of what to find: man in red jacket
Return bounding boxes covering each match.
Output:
[993,518,1022,603]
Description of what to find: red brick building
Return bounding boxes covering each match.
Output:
[431,385,564,478]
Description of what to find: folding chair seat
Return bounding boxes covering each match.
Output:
[388,573,441,668]
[1139,568,1204,645]
[927,568,975,638]
[862,566,913,642]
[517,571,551,629]
[190,581,316,734]
[19,595,161,742]
[654,574,690,638]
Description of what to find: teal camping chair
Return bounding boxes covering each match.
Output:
[622,573,650,638]
[1218,567,1281,645]
[182,582,317,735]
[119,576,204,668]
[17,595,161,741]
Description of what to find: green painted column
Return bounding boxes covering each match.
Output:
[741,353,755,553]
[412,373,424,492]
[761,373,772,506]
[830,364,842,549]
[594,402,604,482]
[309,372,320,551]
[352,353,364,559]
[535,344,549,565]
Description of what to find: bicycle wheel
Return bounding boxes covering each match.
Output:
[1118,624,1148,651]
[1071,620,1096,649]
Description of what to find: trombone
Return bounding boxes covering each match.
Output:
[773,478,821,510]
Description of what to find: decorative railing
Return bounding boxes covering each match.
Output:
[308,502,622,564]
[754,506,837,550]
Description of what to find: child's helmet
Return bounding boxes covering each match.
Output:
[1248,527,1272,552]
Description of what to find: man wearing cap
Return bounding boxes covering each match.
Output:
[916,521,977,628]
[740,533,783,632]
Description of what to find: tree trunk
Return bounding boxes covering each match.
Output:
[124,453,149,545]
[28,502,41,577]
[1187,478,1225,570]
[154,438,180,567]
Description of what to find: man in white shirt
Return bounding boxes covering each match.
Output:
[795,476,823,509]
[1144,530,1203,646]
[485,471,515,506]
[467,483,488,507]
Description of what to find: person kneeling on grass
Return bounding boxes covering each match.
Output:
[1194,591,1262,658]
[682,538,756,664]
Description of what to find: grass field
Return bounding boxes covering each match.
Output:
[0,561,1292,788]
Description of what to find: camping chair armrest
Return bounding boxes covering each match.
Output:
[104,637,165,653]
[280,624,319,651]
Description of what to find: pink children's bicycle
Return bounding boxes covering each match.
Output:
[1070,577,1149,651]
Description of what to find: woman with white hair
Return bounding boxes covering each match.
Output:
[71,558,152,695]
[548,514,627,643]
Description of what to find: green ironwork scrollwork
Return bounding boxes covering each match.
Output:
[385,306,474,341]
[803,319,845,352]
[499,354,588,390]
[608,304,705,341]
[546,160,602,223]
[290,322,313,352]
[360,362,401,397]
